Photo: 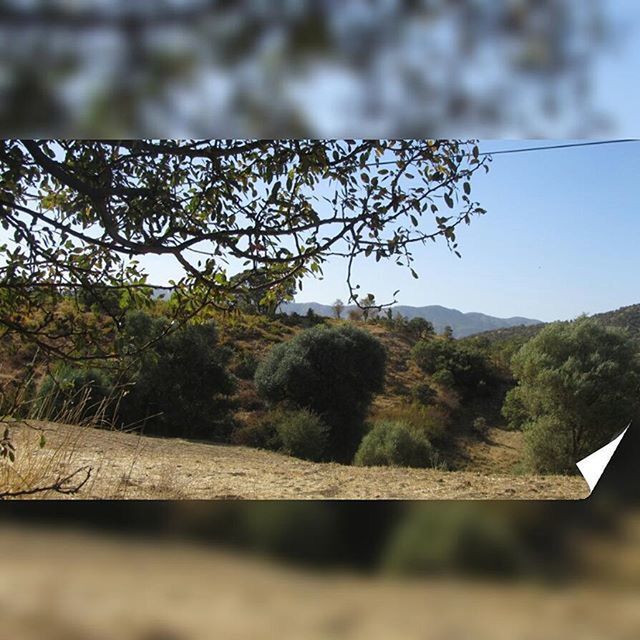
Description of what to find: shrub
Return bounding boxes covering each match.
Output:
[274,408,329,462]
[354,420,435,468]
[410,382,438,406]
[412,338,494,398]
[233,350,259,380]
[36,365,115,425]
[472,417,489,438]
[255,324,386,462]
[406,317,435,339]
[230,413,280,450]
[118,315,236,439]
[381,505,526,577]
[431,368,455,389]
[505,318,640,473]
[373,402,448,442]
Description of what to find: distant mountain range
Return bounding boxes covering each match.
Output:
[279,302,542,338]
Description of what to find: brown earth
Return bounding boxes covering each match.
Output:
[3,420,588,500]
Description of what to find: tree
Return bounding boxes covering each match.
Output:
[412,338,494,399]
[442,325,454,340]
[254,324,386,462]
[407,316,435,340]
[229,267,297,317]
[0,139,489,359]
[118,313,235,439]
[503,318,640,473]
[332,299,345,320]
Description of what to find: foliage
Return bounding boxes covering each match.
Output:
[412,337,495,398]
[373,402,448,443]
[407,316,435,339]
[118,313,236,439]
[332,299,345,319]
[36,365,115,424]
[381,505,527,577]
[0,139,488,359]
[409,381,438,406]
[275,311,326,329]
[230,414,280,451]
[274,408,330,462]
[504,318,640,473]
[232,350,260,381]
[255,324,386,462]
[228,267,297,317]
[472,416,489,438]
[353,420,435,468]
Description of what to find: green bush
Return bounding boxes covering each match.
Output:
[504,318,640,473]
[233,350,259,380]
[36,365,115,424]
[354,420,435,468]
[255,324,386,462]
[410,381,438,406]
[230,414,280,450]
[472,416,489,438]
[118,313,236,439]
[381,505,526,577]
[274,408,329,462]
[431,368,455,389]
[406,316,435,339]
[412,338,494,398]
[374,402,448,442]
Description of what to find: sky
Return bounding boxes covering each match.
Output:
[284,139,640,323]
[4,139,639,324]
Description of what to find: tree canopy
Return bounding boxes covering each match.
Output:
[0,139,489,358]
[504,318,640,473]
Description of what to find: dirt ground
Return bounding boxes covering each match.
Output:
[3,421,588,499]
[0,525,638,640]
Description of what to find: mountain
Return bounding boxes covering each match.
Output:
[279,302,542,338]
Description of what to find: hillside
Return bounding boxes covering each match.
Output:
[467,303,640,344]
[280,302,541,338]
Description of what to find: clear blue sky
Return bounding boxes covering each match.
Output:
[288,140,640,322]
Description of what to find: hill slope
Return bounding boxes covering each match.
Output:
[468,303,640,344]
[280,302,541,338]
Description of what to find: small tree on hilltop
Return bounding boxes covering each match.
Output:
[503,318,640,474]
[254,324,386,462]
[332,299,345,319]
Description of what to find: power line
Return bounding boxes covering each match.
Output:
[480,139,639,157]
[367,139,639,167]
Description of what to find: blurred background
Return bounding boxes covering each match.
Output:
[1,0,639,137]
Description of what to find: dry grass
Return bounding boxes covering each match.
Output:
[3,420,589,500]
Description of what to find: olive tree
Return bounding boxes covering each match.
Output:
[504,318,640,473]
[254,324,386,462]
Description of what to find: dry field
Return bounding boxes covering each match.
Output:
[2,421,588,500]
[0,525,638,640]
